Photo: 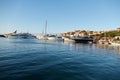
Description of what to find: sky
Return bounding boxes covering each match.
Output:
[0,0,120,34]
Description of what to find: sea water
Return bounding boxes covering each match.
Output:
[0,38,120,80]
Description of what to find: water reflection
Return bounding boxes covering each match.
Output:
[111,46,120,54]
[63,41,94,53]
[95,44,120,54]
[63,41,120,56]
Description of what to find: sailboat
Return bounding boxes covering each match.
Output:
[36,20,48,40]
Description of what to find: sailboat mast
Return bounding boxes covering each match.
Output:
[45,20,47,36]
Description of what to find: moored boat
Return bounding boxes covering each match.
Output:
[5,32,35,39]
[73,36,93,43]
[110,42,120,46]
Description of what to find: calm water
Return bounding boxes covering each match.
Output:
[0,38,120,80]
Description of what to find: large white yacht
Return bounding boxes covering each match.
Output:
[5,31,35,39]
